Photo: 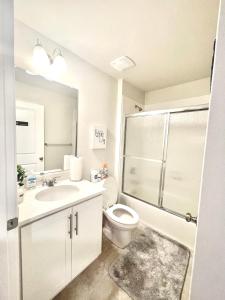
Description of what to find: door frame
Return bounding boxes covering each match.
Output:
[191,1,225,299]
[0,0,19,299]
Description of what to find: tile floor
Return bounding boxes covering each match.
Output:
[54,229,192,300]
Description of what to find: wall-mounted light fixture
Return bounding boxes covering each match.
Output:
[32,39,67,79]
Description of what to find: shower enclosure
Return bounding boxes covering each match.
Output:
[122,105,208,222]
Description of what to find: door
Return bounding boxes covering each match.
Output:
[0,0,19,299]
[123,114,167,206]
[16,100,44,172]
[21,208,71,300]
[71,196,103,279]
[162,110,208,216]
[191,1,225,298]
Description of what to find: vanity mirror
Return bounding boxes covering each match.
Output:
[15,67,78,173]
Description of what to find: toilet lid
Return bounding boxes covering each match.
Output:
[102,176,118,209]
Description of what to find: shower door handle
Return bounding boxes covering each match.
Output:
[185,213,197,224]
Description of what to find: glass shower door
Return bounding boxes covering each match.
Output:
[162,110,208,216]
[123,114,167,206]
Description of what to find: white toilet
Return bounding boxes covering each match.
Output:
[102,177,139,248]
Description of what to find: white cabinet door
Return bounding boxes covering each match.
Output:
[71,196,103,279]
[21,208,71,300]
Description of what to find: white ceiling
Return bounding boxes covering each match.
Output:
[14,0,219,91]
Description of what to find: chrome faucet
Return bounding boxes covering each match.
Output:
[42,177,57,187]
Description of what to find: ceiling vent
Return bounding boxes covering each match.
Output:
[110,56,136,72]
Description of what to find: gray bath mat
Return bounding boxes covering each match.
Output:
[109,227,190,300]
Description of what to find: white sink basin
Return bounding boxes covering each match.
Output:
[36,185,79,202]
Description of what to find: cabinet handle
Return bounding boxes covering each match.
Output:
[68,214,73,239]
[74,212,78,235]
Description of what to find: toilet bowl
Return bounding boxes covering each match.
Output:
[102,177,139,248]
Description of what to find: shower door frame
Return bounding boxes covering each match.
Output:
[121,104,209,222]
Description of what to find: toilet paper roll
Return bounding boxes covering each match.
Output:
[70,156,83,181]
[64,155,72,170]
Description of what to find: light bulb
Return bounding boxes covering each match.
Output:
[52,51,67,74]
[46,51,67,81]
[32,40,50,74]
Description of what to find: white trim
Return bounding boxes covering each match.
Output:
[114,79,124,192]
[191,1,225,299]
[0,0,19,299]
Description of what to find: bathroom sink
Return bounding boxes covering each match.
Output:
[36,185,79,202]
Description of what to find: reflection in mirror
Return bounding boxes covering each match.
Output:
[15,67,78,173]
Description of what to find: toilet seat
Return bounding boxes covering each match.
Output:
[102,177,139,247]
[106,204,139,225]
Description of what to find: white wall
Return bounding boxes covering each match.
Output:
[14,20,117,179]
[123,78,210,114]
[122,80,145,115]
[123,81,145,102]
[145,95,209,111]
[145,77,210,110]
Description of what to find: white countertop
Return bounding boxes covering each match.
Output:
[19,179,105,226]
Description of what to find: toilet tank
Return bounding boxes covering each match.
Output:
[102,177,118,209]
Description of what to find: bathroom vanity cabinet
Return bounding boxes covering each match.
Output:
[20,195,103,300]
